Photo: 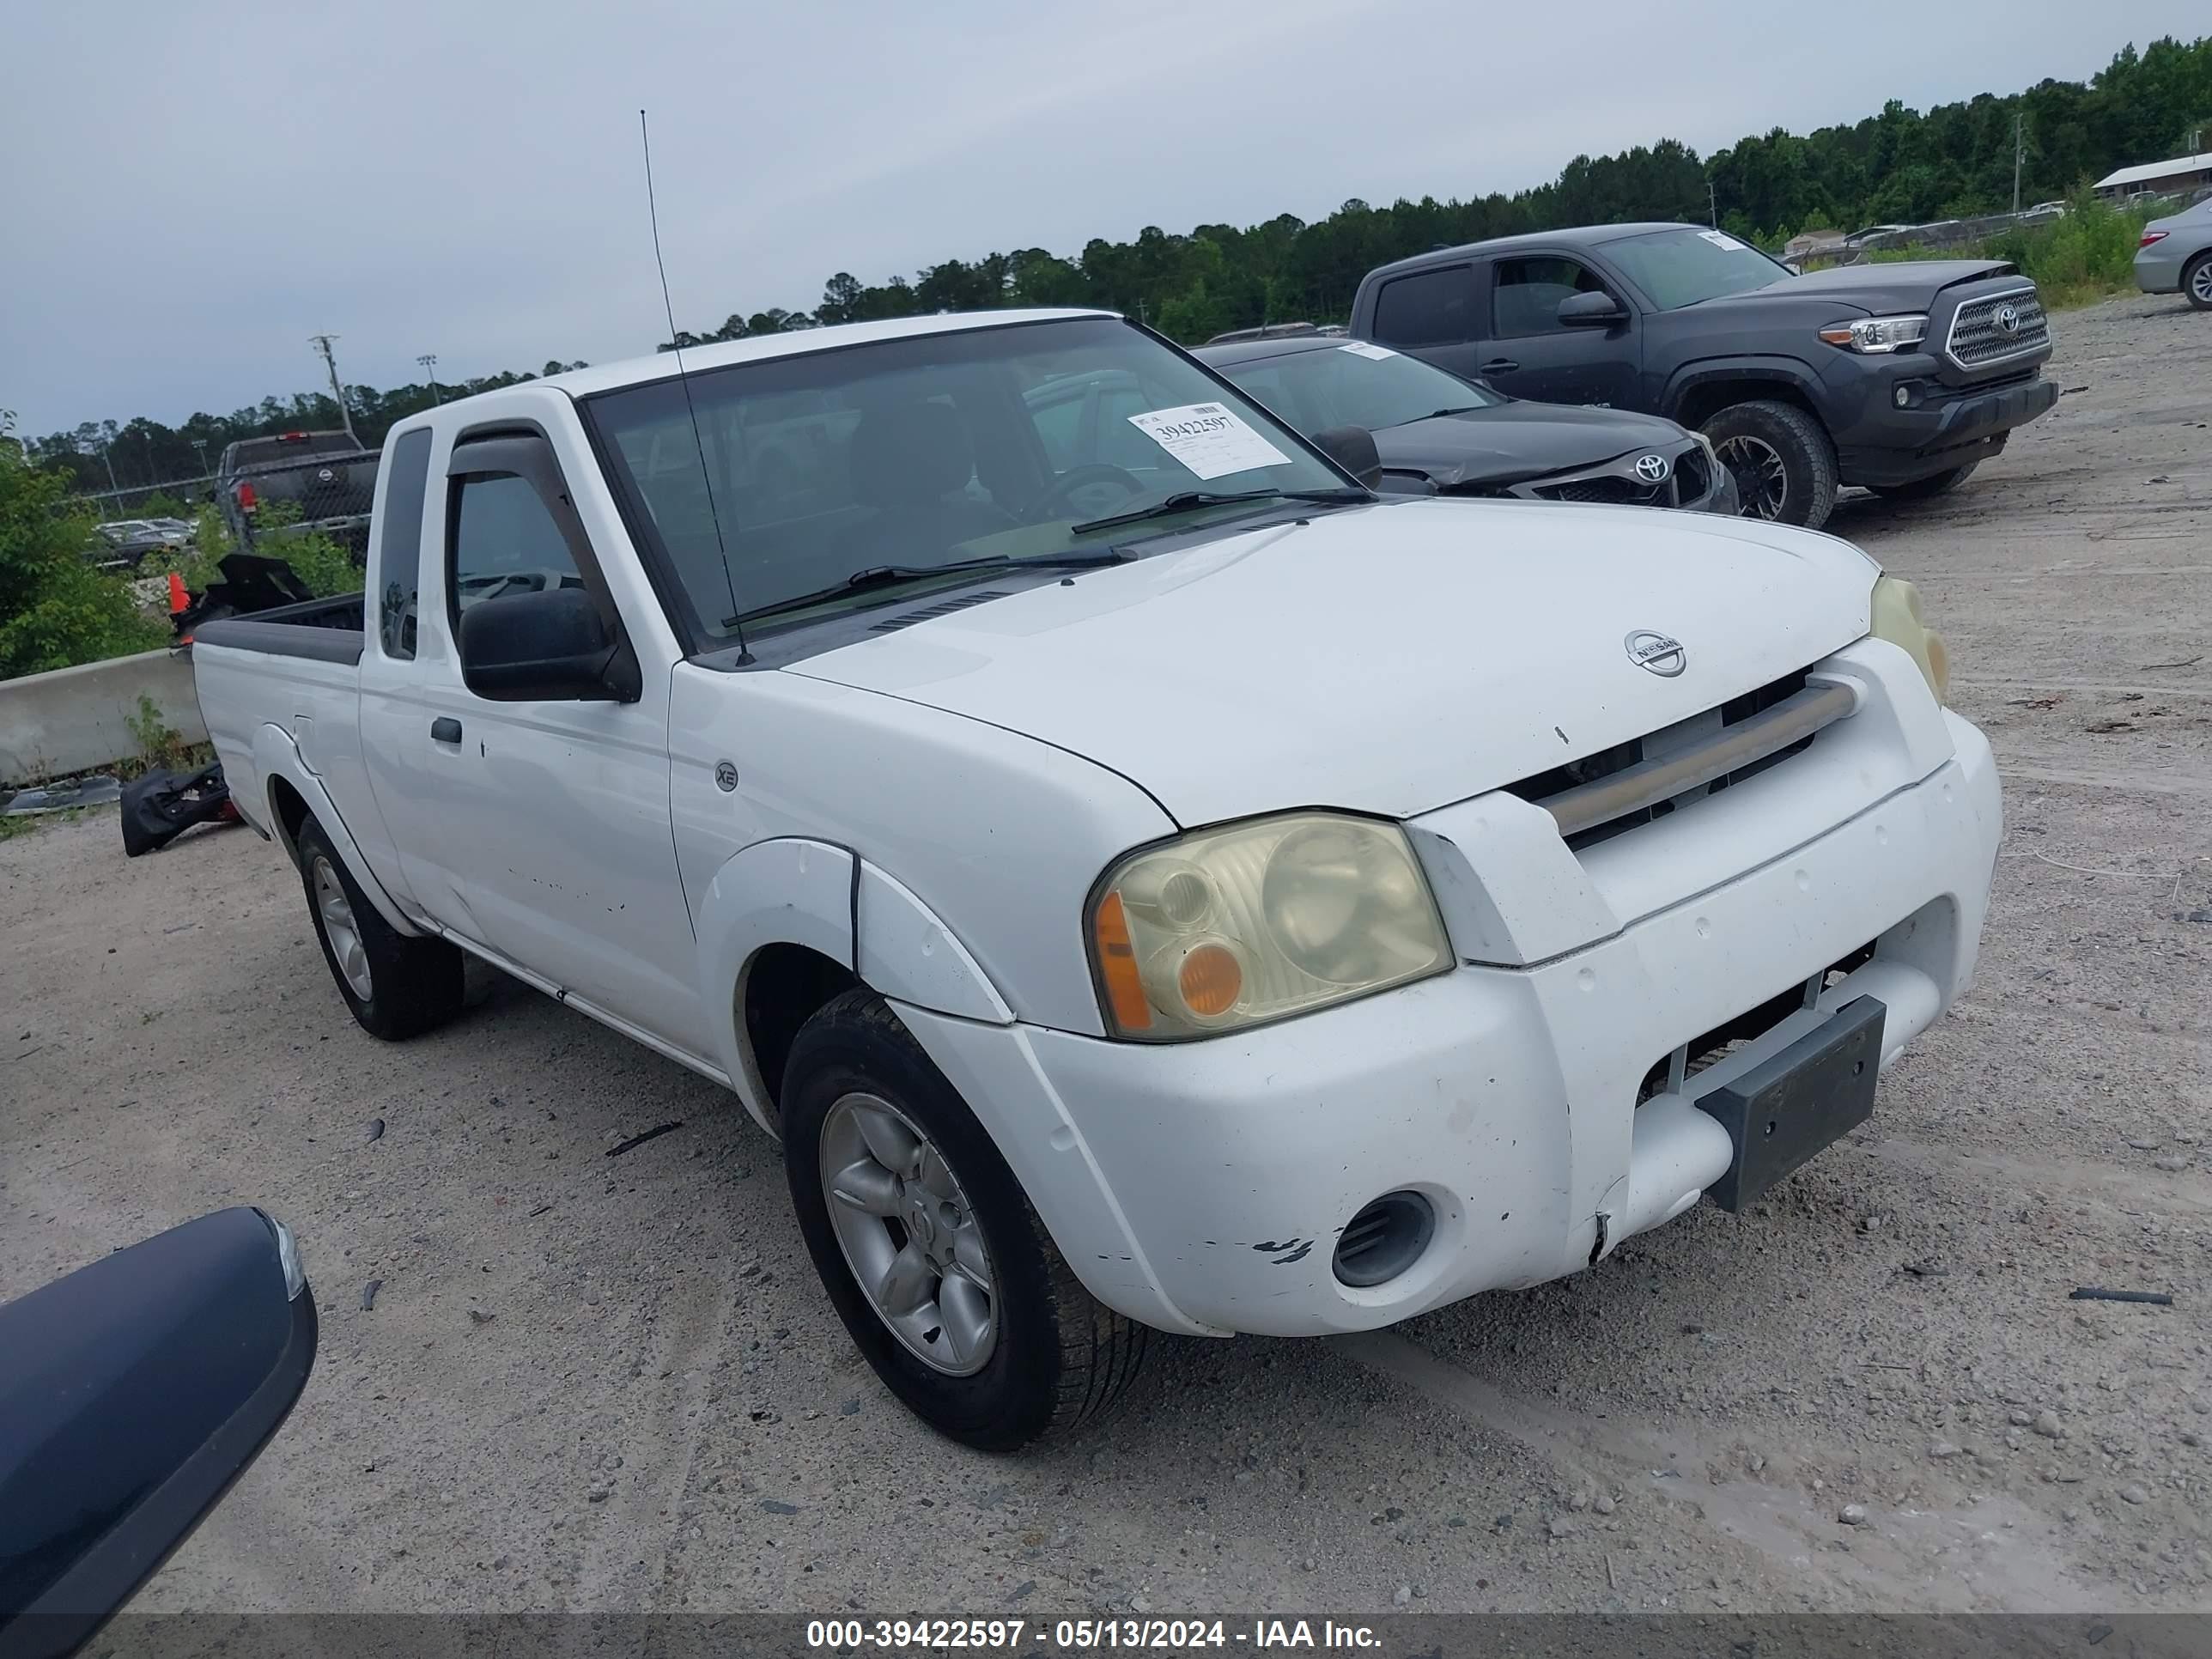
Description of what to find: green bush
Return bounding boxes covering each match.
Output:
[0,421,167,680]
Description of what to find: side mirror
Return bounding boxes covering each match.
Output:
[1310,424,1382,490]
[458,586,640,702]
[0,1207,316,1659]
[1558,290,1629,327]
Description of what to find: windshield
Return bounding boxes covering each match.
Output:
[1601,227,1793,310]
[580,316,1356,641]
[1206,342,1504,434]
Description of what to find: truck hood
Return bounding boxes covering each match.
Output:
[784,499,1877,825]
[1376,402,1692,489]
[1720,258,2021,317]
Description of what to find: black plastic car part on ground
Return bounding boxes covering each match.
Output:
[1349,222,2060,529]
[1194,336,1735,513]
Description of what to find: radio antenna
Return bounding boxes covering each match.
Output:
[641,108,749,663]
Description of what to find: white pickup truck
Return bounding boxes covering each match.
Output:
[194,308,2000,1450]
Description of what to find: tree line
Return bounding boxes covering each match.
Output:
[22,33,2209,497]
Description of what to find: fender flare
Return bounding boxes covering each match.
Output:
[693,841,1018,1131]
[1661,355,1825,424]
[251,722,417,935]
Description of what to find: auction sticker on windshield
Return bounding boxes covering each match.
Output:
[1698,229,1747,251]
[1339,342,1397,361]
[1126,403,1291,480]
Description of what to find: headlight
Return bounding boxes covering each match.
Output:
[1088,812,1451,1040]
[1868,574,1950,704]
[1818,314,1929,354]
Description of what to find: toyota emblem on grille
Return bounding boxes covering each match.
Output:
[1995,303,2021,335]
[316,467,335,482]
[1625,630,1686,677]
[1633,453,1671,484]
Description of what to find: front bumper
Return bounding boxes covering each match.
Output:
[898,679,2002,1338]
[1830,362,2060,488]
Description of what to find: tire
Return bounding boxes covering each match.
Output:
[295,812,465,1040]
[1701,398,1838,530]
[782,988,1147,1450]
[1869,461,1978,501]
[2185,252,2212,312]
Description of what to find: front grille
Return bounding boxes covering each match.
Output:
[1634,939,1879,1104]
[1536,476,1664,507]
[1946,287,2049,370]
[1504,668,1848,850]
[1527,445,1705,510]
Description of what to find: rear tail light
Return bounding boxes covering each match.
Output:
[2140,230,2169,246]
[235,482,258,511]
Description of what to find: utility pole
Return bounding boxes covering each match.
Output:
[417,352,441,404]
[100,443,119,494]
[308,333,360,443]
[2012,111,2024,213]
[1707,180,1719,228]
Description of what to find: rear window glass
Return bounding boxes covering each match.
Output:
[1370,267,1476,347]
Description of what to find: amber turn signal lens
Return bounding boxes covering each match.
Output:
[1092,890,1152,1031]
[1176,943,1243,1018]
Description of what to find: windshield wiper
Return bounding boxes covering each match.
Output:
[1068,486,1369,536]
[728,550,1127,627]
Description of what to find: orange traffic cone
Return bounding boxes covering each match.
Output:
[167,572,188,613]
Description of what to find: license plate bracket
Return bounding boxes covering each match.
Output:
[1698,995,1887,1212]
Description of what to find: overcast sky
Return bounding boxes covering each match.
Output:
[3,1,2202,440]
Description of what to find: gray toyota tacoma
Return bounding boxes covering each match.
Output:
[1351,223,2058,529]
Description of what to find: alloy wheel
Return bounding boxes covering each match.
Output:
[1715,434,1790,520]
[2191,260,2212,306]
[313,856,373,1000]
[817,1093,999,1375]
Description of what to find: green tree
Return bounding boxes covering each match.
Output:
[0,414,164,681]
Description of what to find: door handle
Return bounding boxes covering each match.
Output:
[431,718,463,744]
[1481,358,1519,374]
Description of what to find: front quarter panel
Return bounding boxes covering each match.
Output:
[670,663,1178,1036]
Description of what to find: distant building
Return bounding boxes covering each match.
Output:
[2092,150,2212,202]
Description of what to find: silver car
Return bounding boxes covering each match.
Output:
[2136,196,2212,310]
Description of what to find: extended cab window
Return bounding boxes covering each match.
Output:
[1490,258,1610,337]
[1370,267,1475,347]
[375,428,432,658]
[448,472,585,618]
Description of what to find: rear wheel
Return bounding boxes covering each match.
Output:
[782,989,1147,1450]
[296,813,465,1040]
[2185,252,2212,312]
[1870,462,1978,502]
[1702,399,1838,530]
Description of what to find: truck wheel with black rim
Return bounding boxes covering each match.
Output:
[781,988,1148,1450]
[1870,461,1978,501]
[1701,399,1838,530]
[2185,251,2212,312]
[295,812,465,1040]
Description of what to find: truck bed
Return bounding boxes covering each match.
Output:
[192,593,366,665]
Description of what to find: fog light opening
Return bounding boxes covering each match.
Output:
[1333,1191,1435,1289]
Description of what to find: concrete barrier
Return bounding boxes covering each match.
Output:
[0,649,207,784]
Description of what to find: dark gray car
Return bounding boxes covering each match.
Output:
[1194,335,1736,513]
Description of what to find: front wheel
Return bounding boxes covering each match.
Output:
[1701,399,1838,530]
[781,989,1147,1450]
[1869,461,1978,501]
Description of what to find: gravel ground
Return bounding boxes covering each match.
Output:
[3,294,2208,1620]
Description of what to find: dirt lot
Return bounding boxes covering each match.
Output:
[3,294,2208,1620]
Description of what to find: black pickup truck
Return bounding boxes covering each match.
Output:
[1350,223,2058,529]
[216,430,380,553]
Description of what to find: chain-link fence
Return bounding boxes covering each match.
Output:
[215,447,381,552]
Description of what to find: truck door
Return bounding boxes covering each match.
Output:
[1364,263,1492,383]
[365,420,708,1060]
[1469,253,1642,408]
